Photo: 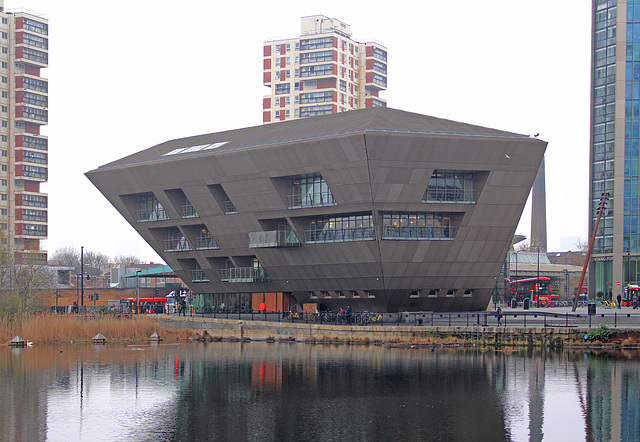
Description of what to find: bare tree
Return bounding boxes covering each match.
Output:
[0,233,55,314]
[0,224,10,288]
[514,241,531,252]
[83,250,110,286]
[113,254,142,268]
[574,238,589,252]
[48,246,80,273]
[13,262,55,312]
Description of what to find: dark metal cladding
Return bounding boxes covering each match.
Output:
[86,107,546,312]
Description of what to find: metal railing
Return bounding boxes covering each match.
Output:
[191,269,209,282]
[287,193,336,209]
[195,236,218,250]
[249,230,300,248]
[183,309,640,329]
[181,204,198,218]
[136,208,168,222]
[219,267,269,283]
[305,226,375,243]
[422,189,475,204]
[224,201,237,215]
[163,238,192,252]
[382,225,455,240]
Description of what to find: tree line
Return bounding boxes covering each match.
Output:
[0,244,140,317]
[48,246,141,285]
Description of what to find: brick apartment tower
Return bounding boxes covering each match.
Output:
[0,1,48,264]
[263,15,387,123]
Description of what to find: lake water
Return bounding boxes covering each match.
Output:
[1,342,639,441]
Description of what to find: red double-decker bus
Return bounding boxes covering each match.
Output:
[622,285,640,307]
[510,277,559,305]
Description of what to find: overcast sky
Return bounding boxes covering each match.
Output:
[8,0,592,263]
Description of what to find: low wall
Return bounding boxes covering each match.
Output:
[156,316,590,347]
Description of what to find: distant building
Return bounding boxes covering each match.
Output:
[263,15,387,123]
[109,264,184,291]
[547,250,587,268]
[588,0,634,300]
[0,1,48,265]
[509,251,584,298]
[87,107,546,313]
[530,156,547,252]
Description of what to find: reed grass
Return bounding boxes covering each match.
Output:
[1,314,193,344]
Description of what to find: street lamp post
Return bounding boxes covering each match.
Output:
[537,247,540,302]
[135,270,141,315]
[80,246,84,308]
[627,250,631,301]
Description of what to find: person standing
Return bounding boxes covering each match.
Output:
[496,306,503,327]
[617,293,622,309]
[346,305,352,324]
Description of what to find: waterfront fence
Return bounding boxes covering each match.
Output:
[165,309,640,329]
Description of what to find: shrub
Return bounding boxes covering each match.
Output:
[587,324,612,342]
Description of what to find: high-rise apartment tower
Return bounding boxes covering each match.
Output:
[0,1,48,264]
[263,15,387,123]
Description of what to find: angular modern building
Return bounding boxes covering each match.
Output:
[263,15,387,124]
[86,108,546,312]
[0,2,48,264]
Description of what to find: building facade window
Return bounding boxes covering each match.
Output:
[305,213,374,243]
[382,212,454,240]
[300,64,333,78]
[423,170,475,203]
[300,37,333,51]
[301,50,333,64]
[300,91,332,104]
[136,193,168,222]
[300,104,332,118]
[288,173,336,208]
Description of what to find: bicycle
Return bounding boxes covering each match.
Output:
[602,300,616,309]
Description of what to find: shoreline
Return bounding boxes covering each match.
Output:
[3,313,640,350]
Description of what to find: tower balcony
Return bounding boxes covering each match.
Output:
[364,72,387,90]
[16,134,47,151]
[15,164,47,181]
[15,75,48,94]
[15,222,47,238]
[15,105,47,125]
[15,149,47,166]
[15,47,47,68]
[15,192,47,208]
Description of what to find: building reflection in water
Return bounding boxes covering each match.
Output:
[1,343,640,440]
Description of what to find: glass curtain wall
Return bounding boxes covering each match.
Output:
[591,0,618,297]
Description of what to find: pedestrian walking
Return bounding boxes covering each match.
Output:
[617,293,622,309]
[496,307,503,327]
[633,294,638,310]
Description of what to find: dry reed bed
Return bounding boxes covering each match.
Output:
[1,314,193,344]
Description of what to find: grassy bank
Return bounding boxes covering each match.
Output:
[1,314,193,344]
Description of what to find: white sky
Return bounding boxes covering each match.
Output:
[7,0,592,263]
